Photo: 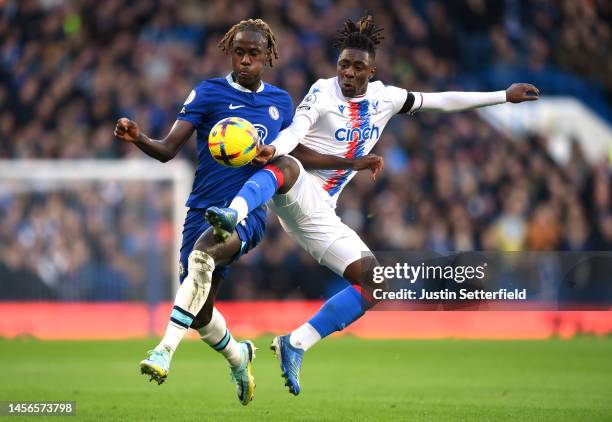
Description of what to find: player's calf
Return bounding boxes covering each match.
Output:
[281,256,381,362]
[344,255,387,306]
[196,307,258,405]
[271,258,379,395]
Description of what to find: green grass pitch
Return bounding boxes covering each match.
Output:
[1,337,611,421]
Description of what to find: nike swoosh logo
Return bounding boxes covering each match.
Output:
[229,104,245,109]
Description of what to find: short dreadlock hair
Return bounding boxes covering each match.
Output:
[333,15,384,58]
[218,19,279,67]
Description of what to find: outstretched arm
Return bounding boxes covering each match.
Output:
[251,114,312,165]
[407,83,539,113]
[114,118,194,163]
[253,83,327,164]
[291,144,384,179]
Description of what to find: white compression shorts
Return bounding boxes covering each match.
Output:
[267,155,373,276]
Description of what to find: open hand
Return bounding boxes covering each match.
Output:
[352,153,384,180]
[506,83,540,103]
[114,118,140,142]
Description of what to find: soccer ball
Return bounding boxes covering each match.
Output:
[208,117,259,167]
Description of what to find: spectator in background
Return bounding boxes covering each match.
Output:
[0,0,609,301]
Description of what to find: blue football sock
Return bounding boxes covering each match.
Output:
[231,167,282,219]
[308,286,368,338]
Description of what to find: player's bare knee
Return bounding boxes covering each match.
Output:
[194,228,242,266]
[366,267,388,294]
[344,256,386,298]
[364,256,387,290]
[269,156,299,194]
[344,256,378,281]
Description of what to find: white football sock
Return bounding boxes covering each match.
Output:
[289,322,321,351]
[198,307,243,367]
[229,196,249,223]
[158,250,215,356]
[158,323,184,356]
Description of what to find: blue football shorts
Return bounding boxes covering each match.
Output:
[178,206,266,283]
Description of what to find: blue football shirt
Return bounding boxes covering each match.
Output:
[177,73,294,209]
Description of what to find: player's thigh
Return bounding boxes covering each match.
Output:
[269,160,332,226]
[270,169,365,266]
[180,209,242,278]
[320,226,375,279]
[193,227,243,266]
[277,204,373,277]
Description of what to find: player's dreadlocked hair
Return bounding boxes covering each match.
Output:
[333,15,384,57]
[218,19,279,67]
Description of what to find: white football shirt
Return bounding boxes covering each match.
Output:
[291,77,408,205]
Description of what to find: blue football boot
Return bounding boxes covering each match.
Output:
[205,206,238,242]
[271,335,304,396]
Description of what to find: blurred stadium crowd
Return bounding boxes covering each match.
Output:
[1,0,610,301]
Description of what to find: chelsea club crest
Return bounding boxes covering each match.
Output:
[269,105,279,120]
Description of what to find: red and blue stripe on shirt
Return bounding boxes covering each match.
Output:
[323,99,370,196]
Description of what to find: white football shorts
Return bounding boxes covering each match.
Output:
[267,156,373,276]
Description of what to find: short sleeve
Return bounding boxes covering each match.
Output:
[293,80,326,126]
[177,83,208,126]
[383,85,409,114]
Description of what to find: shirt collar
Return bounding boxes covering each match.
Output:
[226,73,265,93]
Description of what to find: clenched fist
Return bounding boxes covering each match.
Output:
[506,83,540,103]
[114,118,141,142]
